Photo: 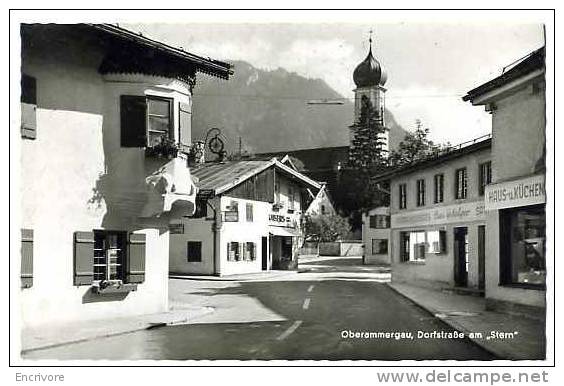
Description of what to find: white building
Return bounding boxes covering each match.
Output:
[18,24,231,328]
[169,159,321,275]
[463,47,546,317]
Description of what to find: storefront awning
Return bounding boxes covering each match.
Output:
[141,157,197,217]
[269,226,301,237]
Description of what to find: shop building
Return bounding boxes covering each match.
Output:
[18,24,231,328]
[169,159,321,276]
[373,138,492,291]
[463,47,546,315]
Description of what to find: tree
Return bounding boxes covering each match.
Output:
[348,95,388,171]
[388,119,452,167]
[304,214,351,242]
[332,95,389,230]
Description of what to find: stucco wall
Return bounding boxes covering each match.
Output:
[484,77,546,309]
[491,83,545,182]
[389,147,491,213]
[388,148,490,288]
[19,31,188,327]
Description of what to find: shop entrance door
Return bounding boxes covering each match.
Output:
[478,225,486,290]
[261,237,268,270]
[454,227,469,287]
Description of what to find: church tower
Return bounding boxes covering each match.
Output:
[350,33,389,158]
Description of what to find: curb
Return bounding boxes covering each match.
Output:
[169,272,299,282]
[386,282,503,360]
[21,309,209,355]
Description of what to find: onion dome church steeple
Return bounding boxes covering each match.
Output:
[349,30,390,163]
[353,35,387,88]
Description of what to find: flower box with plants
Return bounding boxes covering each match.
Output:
[145,135,179,159]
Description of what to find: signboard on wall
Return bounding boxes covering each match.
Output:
[169,223,184,234]
[485,174,545,211]
[224,211,239,222]
[391,201,485,228]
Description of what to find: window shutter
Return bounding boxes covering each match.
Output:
[21,229,33,289]
[120,95,147,147]
[73,231,94,286]
[179,102,192,148]
[126,233,146,284]
[21,74,37,139]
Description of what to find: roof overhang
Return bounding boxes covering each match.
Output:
[88,24,233,81]
[464,69,544,106]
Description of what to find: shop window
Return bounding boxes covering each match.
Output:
[434,174,444,203]
[187,241,202,262]
[500,205,546,287]
[372,239,388,254]
[417,179,426,207]
[400,231,426,262]
[479,161,492,196]
[455,168,468,199]
[427,230,447,254]
[246,203,254,222]
[245,242,256,261]
[398,183,407,209]
[120,95,173,148]
[369,215,390,229]
[21,74,37,139]
[227,242,240,261]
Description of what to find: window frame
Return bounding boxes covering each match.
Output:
[499,204,546,289]
[372,238,388,254]
[246,203,254,222]
[187,241,203,263]
[479,161,492,196]
[93,230,127,283]
[433,173,444,203]
[146,95,174,148]
[398,183,407,210]
[455,167,468,200]
[416,179,426,207]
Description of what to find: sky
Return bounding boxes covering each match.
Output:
[126,21,544,145]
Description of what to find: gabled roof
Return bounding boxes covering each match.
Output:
[191,159,321,196]
[462,46,545,102]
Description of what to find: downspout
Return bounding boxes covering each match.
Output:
[207,199,219,276]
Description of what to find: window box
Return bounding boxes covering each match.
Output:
[91,280,137,295]
[145,135,179,159]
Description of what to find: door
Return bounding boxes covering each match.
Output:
[261,237,268,270]
[453,227,469,287]
[478,225,486,290]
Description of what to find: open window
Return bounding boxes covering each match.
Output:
[120,95,176,153]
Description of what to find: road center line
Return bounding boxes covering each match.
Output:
[276,320,303,341]
[307,285,315,292]
[303,297,311,310]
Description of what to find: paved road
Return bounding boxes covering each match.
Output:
[25,257,495,360]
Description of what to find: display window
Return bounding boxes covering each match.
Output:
[500,204,546,287]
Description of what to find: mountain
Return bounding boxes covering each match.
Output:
[192,60,408,154]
